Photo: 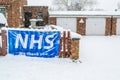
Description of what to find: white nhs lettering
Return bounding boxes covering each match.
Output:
[15,34,54,49]
[30,35,43,49]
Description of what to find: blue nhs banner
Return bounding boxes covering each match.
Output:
[8,30,60,58]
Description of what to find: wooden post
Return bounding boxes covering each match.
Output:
[71,38,80,60]
[63,31,66,58]
[66,31,71,57]
[1,30,7,56]
[59,36,63,58]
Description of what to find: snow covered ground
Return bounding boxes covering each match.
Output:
[0,36,120,80]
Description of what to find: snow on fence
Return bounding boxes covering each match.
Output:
[0,28,80,60]
[59,31,71,58]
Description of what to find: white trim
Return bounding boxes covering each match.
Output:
[49,11,120,17]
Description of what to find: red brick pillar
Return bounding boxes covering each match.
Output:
[105,17,111,35]
[77,17,86,35]
[49,17,56,25]
[112,17,117,35]
[71,38,80,60]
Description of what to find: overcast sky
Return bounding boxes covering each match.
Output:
[27,0,120,11]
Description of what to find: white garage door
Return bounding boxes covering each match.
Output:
[86,17,106,35]
[57,18,76,32]
[116,18,120,35]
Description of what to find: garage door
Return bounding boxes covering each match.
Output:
[116,18,120,35]
[86,17,106,35]
[57,18,76,32]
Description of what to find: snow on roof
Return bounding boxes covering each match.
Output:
[49,11,120,17]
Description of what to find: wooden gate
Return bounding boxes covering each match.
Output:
[59,31,71,58]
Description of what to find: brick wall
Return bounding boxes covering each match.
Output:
[0,0,14,4]
[105,17,111,35]
[0,0,27,28]
[49,17,56,25]
[77,17,86,35]
[111,17,117,35]
[71,38,80,60]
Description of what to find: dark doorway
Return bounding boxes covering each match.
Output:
[24,12,32,28]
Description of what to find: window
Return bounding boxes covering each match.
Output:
[37,12,43,19]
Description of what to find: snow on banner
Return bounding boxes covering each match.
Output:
[8,30,60,58]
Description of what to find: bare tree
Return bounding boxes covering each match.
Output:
[50,0,97,11]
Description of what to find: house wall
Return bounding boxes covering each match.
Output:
[0,0,27,28]
[49,17,56,25]
[23,6,49,27]
[77,17,86,35]
[49,16,119,36]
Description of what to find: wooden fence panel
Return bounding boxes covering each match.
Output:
[59,31,71,58]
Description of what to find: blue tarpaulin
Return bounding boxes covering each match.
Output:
[8,30,60,58]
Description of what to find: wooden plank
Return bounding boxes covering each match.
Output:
[1,30,7,56]
[67,31,71,57]
[63,31,66,58]
[59,31,71,58]
[59,37,63,58]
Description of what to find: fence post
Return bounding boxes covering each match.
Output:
[1,30,7,56]
[71,38,80,60]
[63,31,66,58]
[66,31,71,57]
[59,35,63,58]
